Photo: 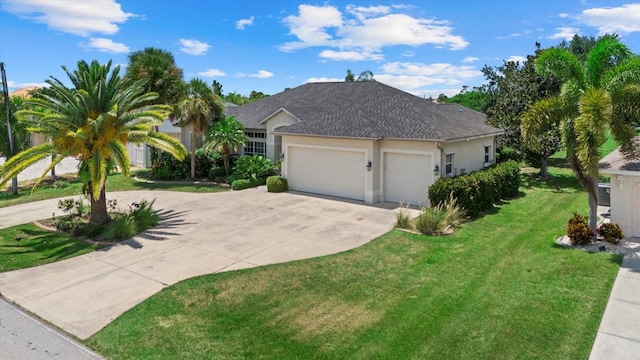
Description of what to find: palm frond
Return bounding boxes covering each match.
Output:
[145,132,188,160]
[575,88,612,175]
[536,48,585,89]
[522,96,568,151]
[0,143,58,188]
[107,140,131,177]
[584,37,633,88]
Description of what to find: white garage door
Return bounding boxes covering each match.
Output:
[383,152,431,207]
[287,147,365,201]
[633,183,640,237]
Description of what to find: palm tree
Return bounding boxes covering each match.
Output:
[522,37,640,234]
[204,115,248,175]
[175,78,224,179]
[0,60,187,225]
[124,47,185,105]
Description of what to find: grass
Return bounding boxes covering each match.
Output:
[0,223,102,272]
[86,166,622,360]
[0,170,228,208]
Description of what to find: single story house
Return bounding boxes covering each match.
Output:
[599,138,640,238]
[226,81,503,206]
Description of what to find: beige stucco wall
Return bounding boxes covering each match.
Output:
[441,136,496,176]
[264,111,298,160]
[607,174,640,237]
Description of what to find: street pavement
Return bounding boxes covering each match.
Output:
[0,298,104,360]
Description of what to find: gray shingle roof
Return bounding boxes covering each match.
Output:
[599,137,640,172]
[225,81,503,141]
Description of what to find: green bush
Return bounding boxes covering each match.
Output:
[130,199,160,232]
[231,179,254,190]
[231,155,276,182]
[100,214,137,241]
[208,166,226,180]
[266,176,288,192]
[497,147,520,163]
[567,213,594,245]
[416,207,447,235]
[597,222,624,244]
[428,160,520,217]
[152,149,221,180]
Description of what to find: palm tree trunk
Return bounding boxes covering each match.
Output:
[88,181,109,225]
[190,131,196,179]
[587,175,599,239]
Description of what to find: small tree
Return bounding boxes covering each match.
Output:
[204,116,248,175]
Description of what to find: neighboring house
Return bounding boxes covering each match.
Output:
[599,137,640,238]
[8,86,47,148]
[226,81,503,206]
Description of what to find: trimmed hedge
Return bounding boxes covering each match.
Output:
[428,160,520,217]
[266,176,288,192]
[231,177,268,191]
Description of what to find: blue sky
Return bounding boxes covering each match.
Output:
[1,0,639,98]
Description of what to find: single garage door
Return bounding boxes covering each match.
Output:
[633,183,640,237]
[383,152,431,207]
[287,146,366,201]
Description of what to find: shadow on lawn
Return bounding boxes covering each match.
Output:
[2,228,98,262]
[550,242,624,265]
[520,171,583,193]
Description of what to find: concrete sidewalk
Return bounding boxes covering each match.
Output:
[589,237,640,360]
[0,189,397,340]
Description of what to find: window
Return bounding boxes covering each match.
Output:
[245,131,266,139]
[484,145,492,164]
[245,141,266,157]
[445,153,454,176]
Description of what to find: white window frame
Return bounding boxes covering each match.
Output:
[445,153,454,176]
[484,145,492,165]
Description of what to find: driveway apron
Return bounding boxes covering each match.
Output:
[0,189,396,339]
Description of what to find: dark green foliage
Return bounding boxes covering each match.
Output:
[266,176,288,192]
[428,160,520,217]
[129,199,160,232]
[443,87,489,112]
[497,147,520,163]
[597,222,624,244]
[231,155,276,182]
[231,179,254,190]
[152,149,219,180]
[208,166,226,180]
[567,213,594,245]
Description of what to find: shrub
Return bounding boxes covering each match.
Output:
[567,213,594,245]
[231,155,276,182]
[428,160,520,217]
[497,147,520,163]
[394,203,412,229]
[130,199,160,232]
[151,149,221,180]
[231,179,254,190]
[266,176,288,193]
[416,207,447,235]
[100,214,137,241]
[208,166,226,180]
[597,223,624,244]
[442,193,465,227]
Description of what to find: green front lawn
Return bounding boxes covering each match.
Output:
[87,167,621,359]
[0,223,102,272]
[0,171,228,208]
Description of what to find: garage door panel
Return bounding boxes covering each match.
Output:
[383,152,431,206]
[288,147,365,201]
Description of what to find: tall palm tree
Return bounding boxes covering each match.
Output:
[204,115,248,175]
[0,60,187,224]
[522,37,640,234]
[124,47,185,105]
[176,78,224,178]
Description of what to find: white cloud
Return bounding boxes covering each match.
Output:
[381,62,482,79]
[279,4,468,57]
[179,39,210,55]
[401,51,414,57]
[1,0,134,37]
[558,13,570,18]
[319,49,384,61]
[497,29,532,39]
[250,70,273,78]
[80,38,129,53]
[6,80,48,91]
[462,56,479,63]
[198,69,226,77]
[305,77,343,83]
[237,70,274,79]
[548,26,579,40]
[505,55,527,63]
[236,16,255,30]
[578,4,640,34]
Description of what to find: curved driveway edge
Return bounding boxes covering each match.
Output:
[0,188,397,339]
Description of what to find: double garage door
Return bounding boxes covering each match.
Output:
[287,147,366,201]
[286,146,432,206]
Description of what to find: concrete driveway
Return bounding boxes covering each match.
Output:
[0,188,397,339]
